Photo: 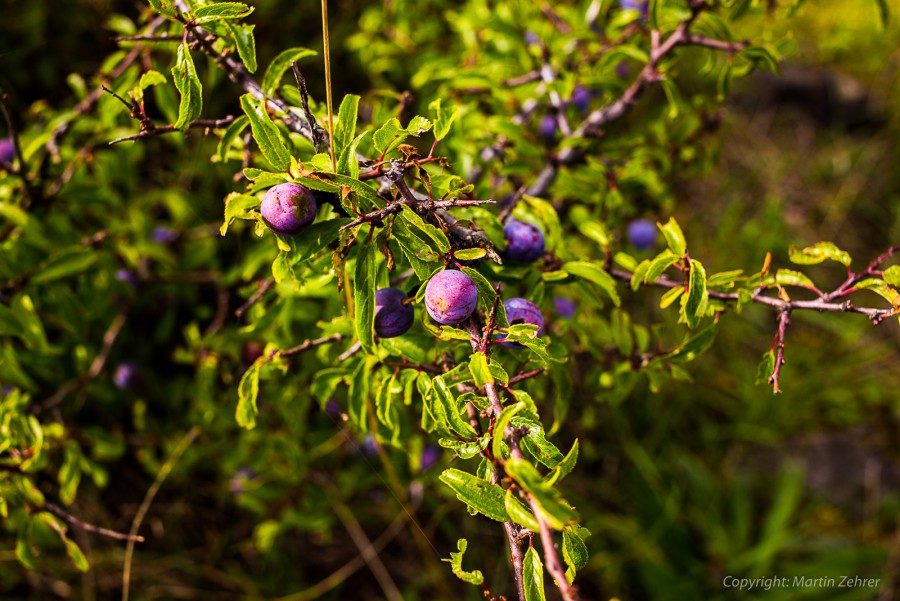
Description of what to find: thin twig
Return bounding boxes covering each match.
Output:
[340,198,494,231]
[122,426,200,601]
[108,116,236,145]
[43,503,144,543]
[768,308,791,394]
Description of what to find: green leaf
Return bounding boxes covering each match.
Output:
[774,269,817,290]
[512,417,564,468]
[30,249,98,285]
[883,265,900,287]
[684,259,708,329]
[788,242,851,267]
[226,22,257,73]
[642,250,681,284]
[874,0,890,28]
[562,261,620,306]
[439,468,510,522]
[240,94,291,172]
[523,546,546,601]
[261,47,318,95]
[64,538,90,572]
[468,351,493,387]
[333,95,360,166]
[217,114,248,162]
[658,218,687,256]
[755,349,776,386]
[193,2,253,23]
[492,402,523,460]
[235,357,264,429]
[347,357,373,428]
[443,539,484,585]
[219,192,260,235]
[354,233,376,353]
[505,489,540,532]
[438,436,489,459]
[338,130,367,178]
[659,286,684,309]
[373,118,405,155]
[58,444,81,506]
[454,248,487,261]
[562,526,589,580]
[505,458,579,530]
[147,0,178,17]
[429,98,460,141]
[172,43,203,129]
[433,375,478,438]
[401,206,450,253]
[545,440,579,485]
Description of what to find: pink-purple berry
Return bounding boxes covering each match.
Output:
[0,138,14,165]
[503,219,546,263]
[374,287,414,338]
[424,270,479,325]
[260,183,317,236]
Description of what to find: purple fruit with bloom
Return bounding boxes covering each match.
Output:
[229,467,257,495]
[504,219,546,263]
[260,183,317,236]
[324,399,345,420]
[115,269,138,288]
[538,114,558,143]
[374,287,414,338]
[424,270,479,325]
[113,362,139,389]
[0,138,14,164]
[553,296,577,319]
[500,297,544,348]
[627,218,658,250]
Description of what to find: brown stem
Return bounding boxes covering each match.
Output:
[43,503,144,543]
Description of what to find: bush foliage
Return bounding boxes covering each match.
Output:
[2,0,899,599]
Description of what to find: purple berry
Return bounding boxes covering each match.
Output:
[0,138,14,165]
[260,183,317,236]
[424,270,479,325]
[553,296,577,319]
[113,362,139,390]
[243,341,264,364]
[152,227,178,244]
[374,287,414,338]
[627,219,658,251]
[115,269,138,288]
[538,114,558,143]
[615,61,630,79]
[324,399,345,419]
[420,444,441,471]
[525,30,540,48]
[570,85,592,113]
[500,298,544,348]
[503,219,546,263]
[360,435,379,457]
[620,0,648,16]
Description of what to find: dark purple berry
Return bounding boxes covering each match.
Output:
[627,219,658,251]
[500,297,544,348]
[424,270,479,325]
[538,114,558,143]
[152,227,178,244]
[324,399,345,420]
[243,341,264,364]
[615,61,630,79]
[420,445,441,471]
[503,219,546,263]
[260,183,317,236]
[374,287,414,338]
[553,296,577,319]
[0,138,14,165]
[115,269,138,289]
[360,435,379,457]
[570,85,592,113]
[113,362,139,390]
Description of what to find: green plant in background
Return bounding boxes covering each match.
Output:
[1,0,899,599]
